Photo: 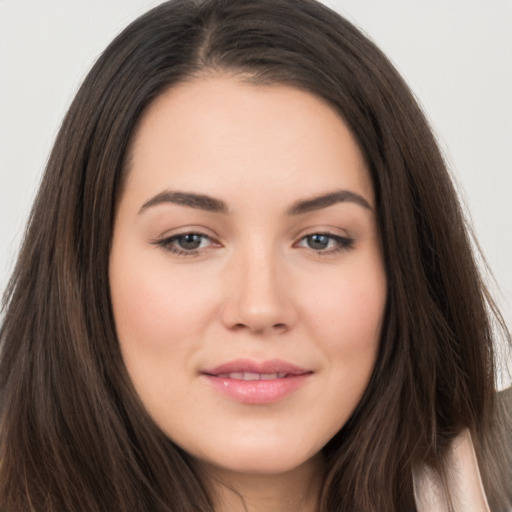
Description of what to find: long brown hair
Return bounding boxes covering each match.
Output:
[1,0,510,510]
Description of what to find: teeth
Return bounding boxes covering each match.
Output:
[260,373,278,380]
[243,372,260,381]
[217,372,287,380]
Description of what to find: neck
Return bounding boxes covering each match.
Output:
[201,454,324,512]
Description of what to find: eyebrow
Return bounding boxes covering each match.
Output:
[286,190,374,215]
[139,191,229,214]
[138,189,373,215]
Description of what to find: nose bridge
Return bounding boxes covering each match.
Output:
[242,244,279,302]
[222,236,295,334]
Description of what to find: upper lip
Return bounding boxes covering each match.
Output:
[202,358,310,376]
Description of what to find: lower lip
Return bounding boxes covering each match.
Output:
[203,374,311,404]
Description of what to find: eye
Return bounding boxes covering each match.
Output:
[296,233,354,254]
[153,232,216,256]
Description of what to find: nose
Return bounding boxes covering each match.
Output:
[221,246,298,335]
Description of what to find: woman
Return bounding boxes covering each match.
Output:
[0,0,510,510]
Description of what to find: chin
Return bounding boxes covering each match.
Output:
[189,435,322,476]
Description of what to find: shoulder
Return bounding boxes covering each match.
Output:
[497,386,512,471]
[498,386,512,410]
[414,430,490,512]
[414,388,512,512]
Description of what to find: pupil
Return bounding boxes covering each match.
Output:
[178,234,202,250]
[308,234,329,250]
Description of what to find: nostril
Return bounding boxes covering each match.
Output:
[230,322,288,334]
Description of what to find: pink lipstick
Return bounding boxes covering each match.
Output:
[201,359,312,404]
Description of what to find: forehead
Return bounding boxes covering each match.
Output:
[124,75,374,210]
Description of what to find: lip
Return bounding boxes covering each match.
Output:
[204,358,309,376]
[201,358,313,404]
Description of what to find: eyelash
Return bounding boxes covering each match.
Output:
[153,231,354,257]
[152,233,216,257]
[295,233,354,254]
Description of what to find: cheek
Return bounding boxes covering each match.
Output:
[304,265,386,348]
[109,254,218,352]
[300,260,386,397]
[108,255,219,422]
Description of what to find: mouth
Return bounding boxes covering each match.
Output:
[201,359,313,404]
[210,371,292,380]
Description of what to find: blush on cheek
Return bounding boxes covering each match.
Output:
[112,268,221,354]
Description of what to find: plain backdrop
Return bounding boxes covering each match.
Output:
[1,0,511,384]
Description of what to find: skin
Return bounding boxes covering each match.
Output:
[109,74,387,512]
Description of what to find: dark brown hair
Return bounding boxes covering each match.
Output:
[1,0,510,510]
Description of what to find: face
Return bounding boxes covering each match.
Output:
[109,75,387,478]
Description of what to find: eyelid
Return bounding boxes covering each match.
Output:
[151,225,221,242]
[293,228,355,255]
[151,227,222,256]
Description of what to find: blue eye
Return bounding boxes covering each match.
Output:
[154,233,213,255]
[297,233,354,254]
